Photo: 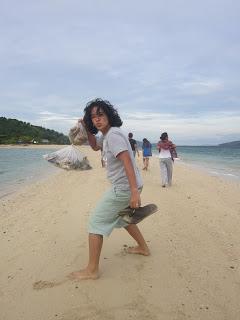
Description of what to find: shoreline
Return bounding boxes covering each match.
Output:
[176,160,240,182]
[0,145,64,199]
[0,166,60,200]
[1,145,239,201]
[152,152,240,183]
[2,143,240,182]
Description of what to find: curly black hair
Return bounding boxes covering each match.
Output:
[160,132,168,141]
[83,98,123,134]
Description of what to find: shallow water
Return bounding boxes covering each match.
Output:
[152,145,240,181]
[1,145,239,199]
[0,148,59,198]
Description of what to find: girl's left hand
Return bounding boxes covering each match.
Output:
[130,190,141,209]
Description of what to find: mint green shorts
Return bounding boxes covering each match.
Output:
[88,187,131,236]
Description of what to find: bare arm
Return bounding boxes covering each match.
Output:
[169,141,176,149]
[117,150,141,209]
[86,131,101,151]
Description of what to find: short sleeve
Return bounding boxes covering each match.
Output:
[107,131,128,157]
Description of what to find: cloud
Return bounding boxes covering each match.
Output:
[30,113,78,135]
[1,0,240,145]
[121,111,240,145]
[177,79,224,95]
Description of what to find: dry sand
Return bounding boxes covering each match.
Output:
[0,145,240,320]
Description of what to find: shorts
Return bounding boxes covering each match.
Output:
[88,187,131,236]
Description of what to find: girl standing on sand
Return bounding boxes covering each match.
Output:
[69,99,150,280]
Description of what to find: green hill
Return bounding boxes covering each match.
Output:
[0,117,70,145]
[218,141,240,147]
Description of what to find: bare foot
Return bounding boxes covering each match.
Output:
[126,246,150,256]
[68,268,99,280]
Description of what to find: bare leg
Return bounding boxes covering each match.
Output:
[124,224,150,255]
[69,233,103,280]
[145,158,149,170]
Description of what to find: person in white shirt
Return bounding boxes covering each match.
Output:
[157,132,176,187]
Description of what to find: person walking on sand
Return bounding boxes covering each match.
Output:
[157,132,176,187]
[142,138,152,170]
[69,99,150,281]
[128,132,139,158]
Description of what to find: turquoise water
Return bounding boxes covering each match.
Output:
[0,148,59,198]
[0,145,239,199]
[152,145,240,181]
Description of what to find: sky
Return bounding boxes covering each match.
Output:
[1,0,240,145]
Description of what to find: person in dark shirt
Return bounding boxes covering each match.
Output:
[128,132,139,158]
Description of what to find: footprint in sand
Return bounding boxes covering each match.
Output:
[33,279,67,290]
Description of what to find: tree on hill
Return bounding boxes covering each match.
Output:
[0,117,70,145]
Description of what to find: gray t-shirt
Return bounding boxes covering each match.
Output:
[97,127,143,191]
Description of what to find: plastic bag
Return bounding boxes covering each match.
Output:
[68,121,88,145]
[43,145,92,170]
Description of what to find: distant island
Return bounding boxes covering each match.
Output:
[0,117,70,145]
[218,141,240,147]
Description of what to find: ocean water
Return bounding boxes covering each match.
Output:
[0,148,60,198]
[152,145,240,181]
[0,145,240,199]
